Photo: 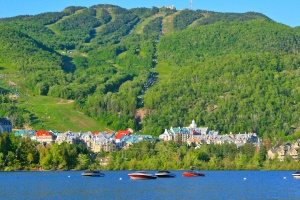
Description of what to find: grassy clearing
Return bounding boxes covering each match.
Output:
[0,62,20,91]
[1,64,104,132]
[189,18,202,28]
[117,51,127,59]
[152,61,179,83]
[162,11,181,35]
[46,9,85,35]
[132,18,152,34]
[132,12,166,34]
[17,95,104,132]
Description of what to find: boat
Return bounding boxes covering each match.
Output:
[155,170,176,178]
[182,167,205,177]
[292,171,300,179]
[81,170,105,177]
[128,171,157,180]
[182,170,205,177]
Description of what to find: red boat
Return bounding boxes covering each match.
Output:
[182,170,205,177]
[128,171,157,180]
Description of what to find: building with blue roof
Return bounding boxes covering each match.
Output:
[14,130,36,137]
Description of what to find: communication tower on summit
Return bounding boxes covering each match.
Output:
[190,0,193,10]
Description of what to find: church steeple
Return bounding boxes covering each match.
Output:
[190,119,197,129]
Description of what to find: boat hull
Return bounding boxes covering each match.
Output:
[82,170,105,177]
[128,172,157,180]
[292,171,300,178]
[156,174,176,178]
[155,170,176,178]
[182,172,205,177]
[292,175,300,179]
[82,173,105,177]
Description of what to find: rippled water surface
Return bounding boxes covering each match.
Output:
[0,170,299,200]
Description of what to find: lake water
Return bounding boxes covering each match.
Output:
[0,170,299,200]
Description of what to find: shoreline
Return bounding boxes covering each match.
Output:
[1,169,298,172]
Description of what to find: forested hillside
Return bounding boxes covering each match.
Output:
[0,4,300,141]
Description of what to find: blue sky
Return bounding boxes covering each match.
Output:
[0,0,298,27]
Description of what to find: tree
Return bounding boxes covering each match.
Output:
[197,151,210,162]
[77,153,89,169]
[27,153,34,165]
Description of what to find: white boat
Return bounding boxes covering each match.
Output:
[81,170,105,177]
[155,170,176,178]
[292,171,300,178]
[128,171,157,180]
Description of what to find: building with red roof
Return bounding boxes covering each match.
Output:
[117,130,131,135]
[34,130,55,144]
[115,130,131,143]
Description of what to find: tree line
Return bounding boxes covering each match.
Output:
[0,133,92,171]
[1,133,299,171]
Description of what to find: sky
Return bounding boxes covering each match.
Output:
[0,0,298,27]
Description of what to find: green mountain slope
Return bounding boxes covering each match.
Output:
[144,52,300,136]
[0,4,299,140]
[156,20,300,67]
[0,25,62,70]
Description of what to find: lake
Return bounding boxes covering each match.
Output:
[0,170,299,199]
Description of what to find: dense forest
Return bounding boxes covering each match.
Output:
[0,4,300,142]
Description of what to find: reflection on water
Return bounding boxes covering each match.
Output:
[0,170,299,200]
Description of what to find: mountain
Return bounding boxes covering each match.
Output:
[0,4,300,140]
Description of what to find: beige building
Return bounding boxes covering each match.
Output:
[267,142,299,162]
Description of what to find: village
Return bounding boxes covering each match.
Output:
[1,117,300,162]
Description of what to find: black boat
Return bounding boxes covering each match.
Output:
[155,170,176,178]
[292,171,300,179]
[81,170,105,177]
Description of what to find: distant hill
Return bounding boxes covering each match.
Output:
[0,4,300,140]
